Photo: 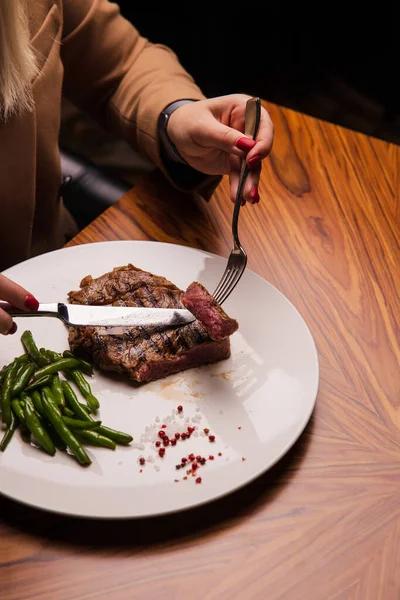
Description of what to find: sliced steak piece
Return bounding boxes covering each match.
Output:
[67,265,234,384]
[182,282,238,341]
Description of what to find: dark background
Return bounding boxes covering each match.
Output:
[59,2,398,226]
[116,2,398,144]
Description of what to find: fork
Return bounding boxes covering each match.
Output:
[213,97,261,305]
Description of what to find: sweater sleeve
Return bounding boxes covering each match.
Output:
[61,0,220,197]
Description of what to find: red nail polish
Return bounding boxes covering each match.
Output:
[7,322,17,335]
[250,185,260,203]
[24,294,39,312]
[248,155,262,169]
[235,137,256,152]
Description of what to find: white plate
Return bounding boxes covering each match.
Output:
[0,241,318,518]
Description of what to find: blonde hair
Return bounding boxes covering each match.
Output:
[0,0,38,121]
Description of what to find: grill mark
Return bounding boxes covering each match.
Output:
[131,285,190,354]
[128,293,171,358]
[166,288,183,309]
[124,329,146,365]
[143,285,175,352]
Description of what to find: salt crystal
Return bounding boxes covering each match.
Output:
[154,465,160,472]
[132,442,145,450]
[155,416,160,423]
[219,409,223,415]
[195,407,200,413]
[179,413,184,419]
[185,417,190,423]
[193,431,199,437]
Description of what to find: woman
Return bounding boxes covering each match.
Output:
[0,0,274,335]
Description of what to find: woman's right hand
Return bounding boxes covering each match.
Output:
[0,274,39,335]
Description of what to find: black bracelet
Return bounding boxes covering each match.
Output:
[158,99,196,164]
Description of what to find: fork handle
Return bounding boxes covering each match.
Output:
[1,303,59,318]
[232,163,249,246]
[232,98,261,246]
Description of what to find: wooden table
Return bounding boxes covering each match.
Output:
[1,102,399,600]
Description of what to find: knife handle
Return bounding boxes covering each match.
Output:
[1,302,60,318]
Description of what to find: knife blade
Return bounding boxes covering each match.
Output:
[4,303,196,328]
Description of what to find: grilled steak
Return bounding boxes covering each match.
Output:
[67,265,236,383]
[182,282,238,341]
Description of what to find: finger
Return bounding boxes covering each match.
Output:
[243,165,262,204]
[229,155,262,205]
[0,274,38,311]
[196,114,256,159]
[0,308,15,335]
[229,155,247,206]
[246,107,274,168]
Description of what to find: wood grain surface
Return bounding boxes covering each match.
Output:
[1,102,399,600]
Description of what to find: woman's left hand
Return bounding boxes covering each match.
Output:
[167,94,274,204]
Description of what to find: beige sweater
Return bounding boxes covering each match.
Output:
[0,0,213,270]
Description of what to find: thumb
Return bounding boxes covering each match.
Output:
[198,117,256,157]
[0,274,38,311]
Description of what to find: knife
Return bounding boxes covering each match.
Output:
[3,303,196,328]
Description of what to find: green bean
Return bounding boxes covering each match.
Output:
[41,387,61,414]
[94,425,133,445]
[20,429,31,444]
[11,399,26,425]
[79,402,92,414]
[14,361,26,380]
[62,381,92,421]
[46,424,67,451]
[62,381,132,445]
[0,411,18,451]
[0,369,8,389]
[66,369,90,394]
[23,398,56,456]
[76,430,116,450]
[31,390,43,414]
[44,349,62,362]
[5,354,29,372]
[36,388,66,449]
[62,417,102,430]
[0,363,8,380]
[20,392,35,416]
[62,351,93,376]
[41,395,91,466]
[85,394,100,413]
[62,406,75,418]
[17,354,30,365]
[1,359,19,424]
[51,374,65,407]
[32,358,80,381]
[21,330,50,367]
[66,370,100,411]
[11,363,36,397]
[24,374,53,393]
